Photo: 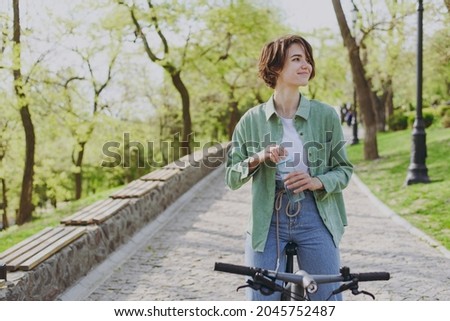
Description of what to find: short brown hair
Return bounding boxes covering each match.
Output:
[258,35,315,88]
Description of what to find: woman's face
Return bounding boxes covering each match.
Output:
[276,43,313,89]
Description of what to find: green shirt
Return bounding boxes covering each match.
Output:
[225,94,353,252]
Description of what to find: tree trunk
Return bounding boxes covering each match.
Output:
[371,88,385,132]
[227,89,241,141]
[73,141,86,200]
[13,0,36,225]
[332,0,379,160]
[171,71,192,156]
[385,83,394,121]
[381,78,394,127]
[1,178,8,230]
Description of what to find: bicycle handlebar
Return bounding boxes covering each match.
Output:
[353,272,390,281]
[214,262,390,284]
[214,262,263,277]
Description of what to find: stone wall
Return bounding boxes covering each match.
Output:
[0,143,228,300]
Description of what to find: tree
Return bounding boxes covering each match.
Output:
[40,38,120,199]
[303,28,351,106]
[189,0,286,140]
[120,0,193,156]
[0,120,14,230]
[356,0,414,132]
[13,0,36,224]
[73,50,118,199]
[423,21,450,105]
[332,0,379,160]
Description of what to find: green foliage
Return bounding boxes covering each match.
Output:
[347,126,450,250]
[406,108,435,128]
[388,112,408,131]
[187,0,290,140]
[434,104,450,128]
[436,105,450,117]
[442,114,450,128]
[423,26,450,106]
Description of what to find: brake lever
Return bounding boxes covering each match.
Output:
[236,280,257,292]
[331,280,356,295]
[236,273,283,296]
[351,288,375,300]
[332,279,377,300]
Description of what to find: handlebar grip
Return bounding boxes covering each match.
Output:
[214,262,259,277]
[354,272,390,281]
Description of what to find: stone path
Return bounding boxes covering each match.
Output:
[60,165,450,301]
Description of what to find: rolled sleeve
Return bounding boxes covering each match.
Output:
[225,118,261,190]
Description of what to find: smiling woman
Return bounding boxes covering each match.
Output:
[226,34,353,301]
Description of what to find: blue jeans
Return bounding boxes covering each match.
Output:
[245,183,342,301]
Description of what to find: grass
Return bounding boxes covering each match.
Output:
[346,125,450,250]
[0,186,122,253]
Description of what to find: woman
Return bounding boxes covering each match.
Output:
[225,35,353,301]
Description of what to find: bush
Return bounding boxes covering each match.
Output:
[436,105,450,117]
[442,110,450,128]
[433,105,450,128]
[388,112,408,131]
[407,108,435,128]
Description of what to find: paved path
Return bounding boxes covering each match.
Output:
[60,164,450,301]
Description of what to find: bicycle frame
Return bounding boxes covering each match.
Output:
[282,270,317,301]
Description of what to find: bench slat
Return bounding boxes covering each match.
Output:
[0,227,66,265]
[61,199,109,224]
[6,227,71,271]
[0,227,54,260]
[91,199,130,224]
[18,227,86,271]
[61,198,130,225]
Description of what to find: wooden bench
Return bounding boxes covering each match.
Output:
[61,169,179,226]
[61,198,130,226]
[0,226,86,272]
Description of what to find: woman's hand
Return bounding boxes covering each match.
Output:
[285,171,324,192]
[261,144,286,164]
[248,145,286,172]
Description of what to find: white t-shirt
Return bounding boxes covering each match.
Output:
[275,116,309,180]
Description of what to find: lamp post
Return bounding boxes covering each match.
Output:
[405,0,430,185]
[351,4,359,145]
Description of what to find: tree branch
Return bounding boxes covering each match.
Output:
[147,0,169,55]
[129,5,161,62]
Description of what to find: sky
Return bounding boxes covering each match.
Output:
[270,0,347,33]
[0,0,347,33]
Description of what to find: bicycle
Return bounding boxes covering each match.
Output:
[214,242,390,301]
